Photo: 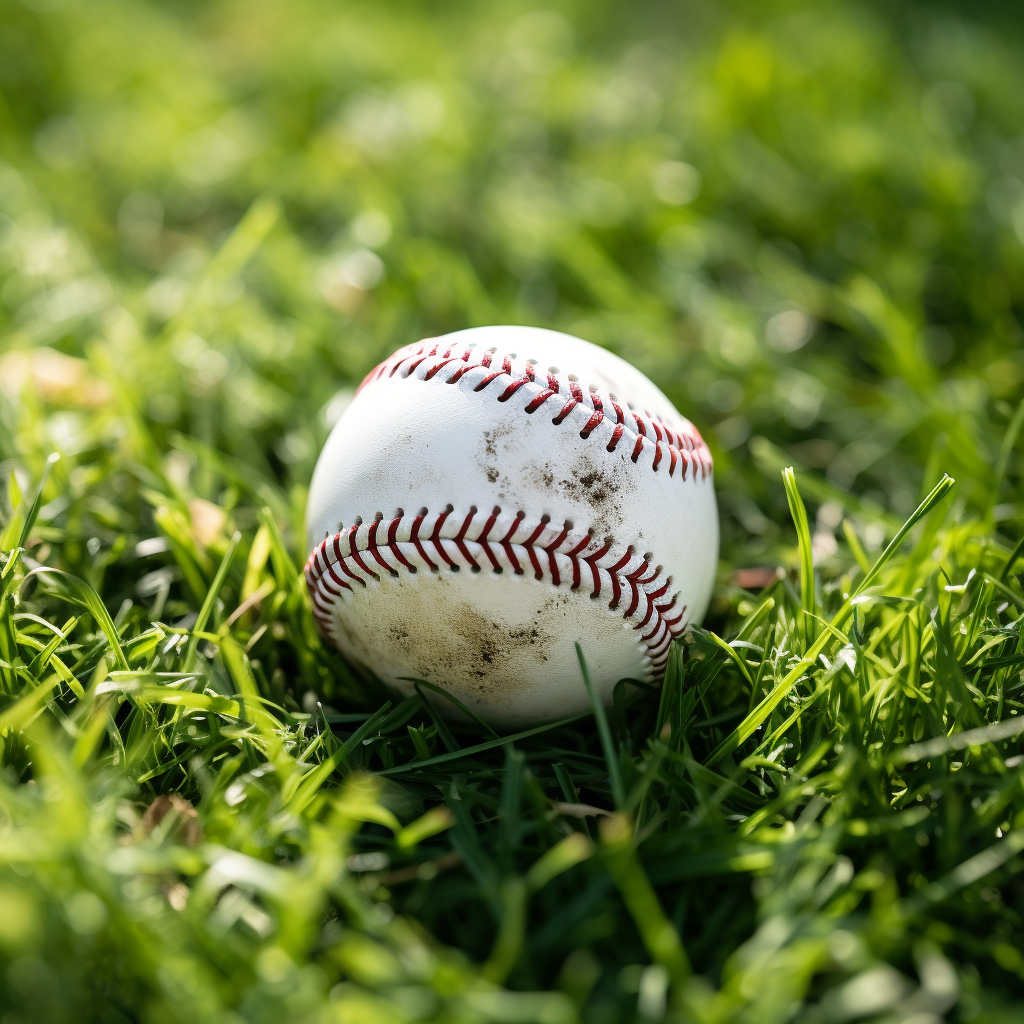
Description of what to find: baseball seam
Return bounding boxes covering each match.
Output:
[305,506,688,676]
[360,340,714,481]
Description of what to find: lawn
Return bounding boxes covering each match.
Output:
[2,0,1024,1021]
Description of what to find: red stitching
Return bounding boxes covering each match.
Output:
[525,389,554,414]
[583,540,610,596]
[387,516,416,573]
[367,516,399,577]
[500,512,525,574]
[423,357,460,381]
[453,506,481,570]
[332,535,362,587]
[430,507,458,570]
[305,508,689,680]
[564,535,588,589]
[448,362,475,384]
[478,506,502,571]
[346,524,379,581]
[606,546,632,611]
[498,378,529,402]
[410,513,437,571]
[473,370,505,393]
[606,423,624,453]
[552,396,577,425]
[543,520,570,586]
[360,342,712,481]
[580,393,604,437]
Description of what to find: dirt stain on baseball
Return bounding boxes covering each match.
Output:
[337,574,560,710]
[480,421,517,486]
[440,602,555,700]
[560,454,621,527]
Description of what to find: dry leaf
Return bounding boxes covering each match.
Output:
[141,794,202,847]
[188,498,227,548]
[0,348,112,408]
[731,566,783,590]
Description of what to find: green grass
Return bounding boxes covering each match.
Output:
[2,0,1024,1020]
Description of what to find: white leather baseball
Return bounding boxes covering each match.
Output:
[305,326,718,728]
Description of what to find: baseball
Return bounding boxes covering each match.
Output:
[305,326,718,728]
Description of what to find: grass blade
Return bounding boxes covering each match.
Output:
[851,474,955,598]
[783,466,815,642]
[706,474,955,767]
[414,683,460,752]
[184,532,241,671]
[576,642,625,808]
[288,702,393,813]
[988,394,1024,519]
[890,715,1024,764]
[901,829,1024,918]
[600,813,690,987]
[26,568,128,671]
[403,677,500,738]
[375,712,590,777]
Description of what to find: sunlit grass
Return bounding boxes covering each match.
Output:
[2,0,1024,1021]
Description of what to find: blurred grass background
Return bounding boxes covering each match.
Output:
[1,0,1024,1021]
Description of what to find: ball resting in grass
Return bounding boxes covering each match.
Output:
[306,326,718,727]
